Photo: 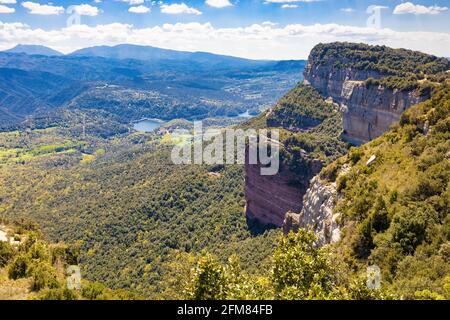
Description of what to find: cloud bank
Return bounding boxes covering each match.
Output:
[21,2,65,15]
[0,4,14,13]
[0,21,449,60]
[205,0,232,8]
[160,3,202,15]
[393,2,448,15]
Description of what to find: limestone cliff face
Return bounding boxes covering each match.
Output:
[304,58,427,144]
[245,147,322,226]
[282,177,339,246]
[297,176,340,246]
[282,166,350,246]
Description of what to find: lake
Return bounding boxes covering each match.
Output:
[133,119,164,132]
[133,111,255,133]
[236,110,252,118]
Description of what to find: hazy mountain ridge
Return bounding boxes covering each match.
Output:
[4,44,63,57]
[69,44,269,68]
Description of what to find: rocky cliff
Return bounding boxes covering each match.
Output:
[296,176,340,246]
[302,42,449,144]
[283,163,350,245]
[304,63,427,144]
[338,81,424,143]
[244,42,449,228]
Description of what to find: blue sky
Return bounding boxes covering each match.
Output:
[0,0,449,59]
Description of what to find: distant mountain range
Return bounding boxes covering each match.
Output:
[3,44,268,67]
[4,44,63,56]
[69,44,268,68]
[0,44,306,130]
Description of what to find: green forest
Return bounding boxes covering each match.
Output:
[1,42,449,300]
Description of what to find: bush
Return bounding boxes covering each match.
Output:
[272,230,334,299]
[348,147,362,164]
[29,262,61,291]
[336,174,348,192]
[50,242,80,265]
[0,241,15,267]
[8,254,30,280]
[38,288,79,300]
[188,253,227,300]
[390,205,433,254]
[320,161,341,182]
[81,281,107,300]
[28,242,50,262]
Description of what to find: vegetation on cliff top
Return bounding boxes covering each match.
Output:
[260,83,349,167]
[268,84,335,129]
[310,42,450,78]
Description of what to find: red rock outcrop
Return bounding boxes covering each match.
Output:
[245,147,322,226]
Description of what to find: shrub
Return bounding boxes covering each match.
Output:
[336,174,348,192]
[348,147,362,164]
[8,254,30,280]
[81,281,107,300]
[0,241,15,267]
[38,288,79,300]
[187,253,228,300]
[28,242,50,262]
[29,262,61,291]
[320,161,341,182]
[271,230,334,299]
[390,205,433,254]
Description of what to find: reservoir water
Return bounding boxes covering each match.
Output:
[133,111,255,133]
[236,110,252,118]
[133,119,164,132]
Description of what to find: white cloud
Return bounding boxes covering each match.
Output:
[281,4,298,9]
[1,21,450,60]
[0,0,16,4]
[129,5,150,13]
[160,3,202,15]
[205,0,232,8]
[72,4,99,16]
[0,4,14,13]
[265,0,320,3]
[340,8,355,13]
[262,21,278,26]
[393,2,448,15]
[22,2,65,15]
[119,0,144,5]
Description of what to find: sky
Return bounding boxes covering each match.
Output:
[0,0,449,59]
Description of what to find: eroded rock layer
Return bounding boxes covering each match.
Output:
[245,147,322,226]
[304,58,427,144]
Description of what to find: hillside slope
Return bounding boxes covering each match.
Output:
[0,219,140,300]
[322,83,450,298]
[185,77,450,301]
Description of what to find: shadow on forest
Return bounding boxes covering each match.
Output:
[246,216,278,236]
